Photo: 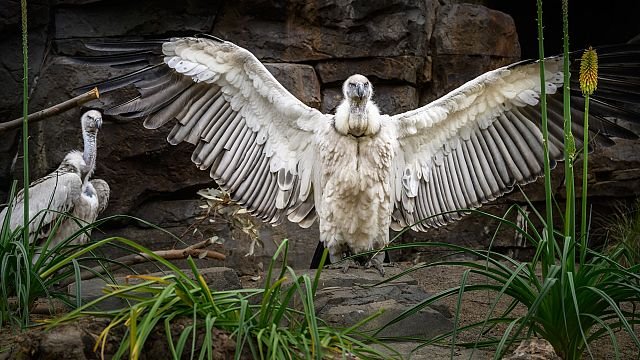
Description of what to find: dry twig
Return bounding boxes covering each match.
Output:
[57,238,225,287]
[0,87,100,133]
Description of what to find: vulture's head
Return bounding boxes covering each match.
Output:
[343,74,372,105]
[81,110,103,135]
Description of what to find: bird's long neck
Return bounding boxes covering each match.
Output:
[82,130,97,181]
[348,101,368,136]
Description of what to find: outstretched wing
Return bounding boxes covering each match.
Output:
[390,45,640,231]
[85,36,329,227]
[0,169,82,242]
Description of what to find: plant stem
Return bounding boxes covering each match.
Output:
[562,0,576,246]
[536,0,555,273]
[580,94,589,264]
[20,0,29,248]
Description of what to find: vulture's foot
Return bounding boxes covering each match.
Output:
[326,259,360,273]
[365,252,386,277]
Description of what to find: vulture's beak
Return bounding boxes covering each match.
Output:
[356,83,365,100]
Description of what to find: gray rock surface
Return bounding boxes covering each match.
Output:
[374,341,492,359]
[294,267,453,339]
[315,56,430,85]
[316,284,452,338]
[265,63,322,108]
[215,0,432,62]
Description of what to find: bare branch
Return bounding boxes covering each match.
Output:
[57,238,225,287]
[0,87,100,133]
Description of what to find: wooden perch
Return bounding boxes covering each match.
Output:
[0,87,100,133]
[57,238,225,288]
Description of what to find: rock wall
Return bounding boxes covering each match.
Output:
[0,0,638,270]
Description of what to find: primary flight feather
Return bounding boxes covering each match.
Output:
[79,36,639,274]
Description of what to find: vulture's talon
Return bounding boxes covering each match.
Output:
[366,254,386,277]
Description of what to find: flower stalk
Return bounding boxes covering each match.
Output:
[579,47,598,263]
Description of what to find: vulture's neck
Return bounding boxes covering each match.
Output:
[82,131,97,181]
[334,99,381,138]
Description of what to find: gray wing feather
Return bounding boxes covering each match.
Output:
[1,170,82,243]
[94,37,328,227]
[391,45,640,231]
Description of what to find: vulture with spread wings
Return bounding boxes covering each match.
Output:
[77,35,639,275]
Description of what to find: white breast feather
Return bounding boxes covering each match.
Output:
[316,116,395,257]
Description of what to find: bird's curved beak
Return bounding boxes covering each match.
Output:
[97,117,103,130]
[356,83,365,100]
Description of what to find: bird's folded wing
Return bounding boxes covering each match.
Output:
[1,171,82,241]
[389,45,640,231]
[88,37,328,227]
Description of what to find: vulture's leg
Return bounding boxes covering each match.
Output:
[309,241,326,269]
[326,248,360,273]
[310,241,391,276]
[366,252,386,277]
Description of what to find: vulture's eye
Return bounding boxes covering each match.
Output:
[349,83,356,88]
[364,83,369,88]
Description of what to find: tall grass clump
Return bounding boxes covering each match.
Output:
[0,212,161,327]
[605,199,640,267]
[376,0,640,359]
[3,9,140,323]
[0,0,36,328]
[48,240,394,360]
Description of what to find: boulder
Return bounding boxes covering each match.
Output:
[315,56,430,85]
[54,0,216,38]
[299,268,453,338]
[215,0,433,62]
[265,63,322,108]
[433,3,520,57]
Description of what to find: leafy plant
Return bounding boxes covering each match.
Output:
[0,207,149,327]
[375,0,640,359]
[48,239,394,360]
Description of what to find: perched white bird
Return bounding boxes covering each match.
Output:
[80,36,638,274]
[0,110,110,253]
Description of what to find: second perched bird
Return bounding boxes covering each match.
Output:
[0,110,110,254]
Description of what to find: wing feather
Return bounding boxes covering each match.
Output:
[0,163,82,243]
[391,45,640,230]
[470,131,499,196]
[444,152,466,210]
[91,37,328,227]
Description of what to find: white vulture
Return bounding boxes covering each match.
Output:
[0,110,110,254]
[78,35,639,274]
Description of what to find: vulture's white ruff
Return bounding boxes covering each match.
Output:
[88,37,638,273]
[0,111,110,252]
